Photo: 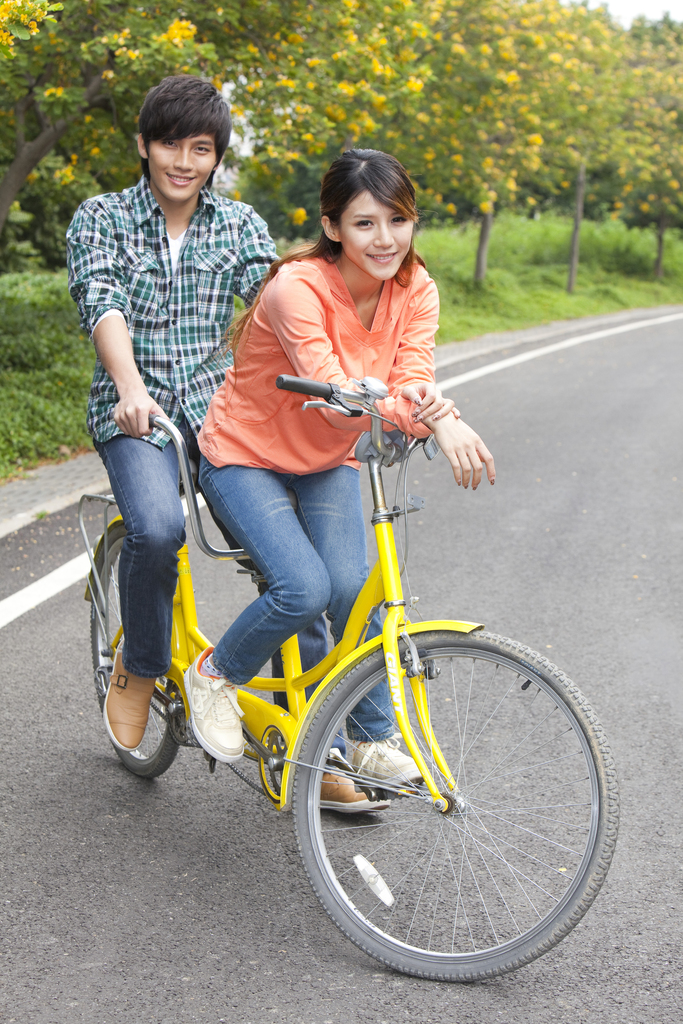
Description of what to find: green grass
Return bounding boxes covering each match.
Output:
[1,213,681,481]
[0,271,94,480]
[417,213,683,342]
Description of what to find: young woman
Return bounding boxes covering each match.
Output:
[185,149,495,811]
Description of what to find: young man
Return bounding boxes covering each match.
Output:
[67,76,333,779]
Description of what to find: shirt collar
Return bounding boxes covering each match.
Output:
[128,176,216,226]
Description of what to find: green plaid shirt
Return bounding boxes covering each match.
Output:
[67,176,276,448]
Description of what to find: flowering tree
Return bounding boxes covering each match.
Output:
[0,0,61,58]
[614,16,683,276]
[0,0,447,240]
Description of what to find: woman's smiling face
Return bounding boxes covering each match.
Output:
[322,190,416,284]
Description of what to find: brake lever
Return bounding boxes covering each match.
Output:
[302,400,353,417]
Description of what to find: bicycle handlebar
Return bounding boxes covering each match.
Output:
[276,375,334,400]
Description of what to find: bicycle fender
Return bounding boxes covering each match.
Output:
[84,514,124,602]
[279,618,483,811]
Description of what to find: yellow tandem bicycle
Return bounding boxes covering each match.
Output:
[79,374,619,982]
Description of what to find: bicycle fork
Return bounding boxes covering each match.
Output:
[369,460,457,811]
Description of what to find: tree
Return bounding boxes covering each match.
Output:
[226,0,437,229]
[615,15,683,277]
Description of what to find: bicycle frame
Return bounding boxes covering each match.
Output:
[80,399,483,812]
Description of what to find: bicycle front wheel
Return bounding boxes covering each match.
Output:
[90,519,179,778]
[292,630,619,981]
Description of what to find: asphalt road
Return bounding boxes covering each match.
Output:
[1,317,682,1024]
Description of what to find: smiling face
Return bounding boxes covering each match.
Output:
[137,134,218,213]
[322,190,416,287]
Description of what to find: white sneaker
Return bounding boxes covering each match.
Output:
[351,734,422,785]
[184,649,244,763]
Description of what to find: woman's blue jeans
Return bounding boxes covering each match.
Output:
[199,459,395,742]
[93,424,327,682]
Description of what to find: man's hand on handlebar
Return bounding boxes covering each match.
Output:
[430,412,496,490]
[113,383,163,438]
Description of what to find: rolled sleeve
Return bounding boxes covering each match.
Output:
[67,206,132,337]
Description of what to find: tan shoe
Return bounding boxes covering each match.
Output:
[103,648,156,751]
[319,773,390,814]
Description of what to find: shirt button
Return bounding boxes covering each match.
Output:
[175,358,180,365]
[171,318,177,325]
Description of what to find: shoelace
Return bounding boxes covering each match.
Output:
[358,734,402,773]
[211,685,244,724]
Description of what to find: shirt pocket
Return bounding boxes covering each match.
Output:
[193,247,239,321]
[121,247,161,321]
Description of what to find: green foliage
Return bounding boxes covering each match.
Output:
[236,155,330,241]
[0,154,100,268]
[0,270,94,477]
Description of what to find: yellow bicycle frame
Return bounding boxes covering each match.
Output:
[88,500,483,811]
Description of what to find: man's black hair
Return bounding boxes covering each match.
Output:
[138,75,232,187]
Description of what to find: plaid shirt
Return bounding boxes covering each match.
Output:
[67,176,276,447]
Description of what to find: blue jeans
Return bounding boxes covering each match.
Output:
[94,423,327,681]
[199,459,395,742]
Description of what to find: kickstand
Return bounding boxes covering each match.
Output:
[203,750,217,774]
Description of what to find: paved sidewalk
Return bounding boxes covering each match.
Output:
[2,303,681,541]
[0,451,110,539]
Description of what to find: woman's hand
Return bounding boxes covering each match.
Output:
[430,412,495,489]
[401,382,459,425]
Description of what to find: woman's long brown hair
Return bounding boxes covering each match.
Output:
[229,149,425,360]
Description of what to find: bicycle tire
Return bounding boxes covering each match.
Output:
[292,629,619,981]
[90,519,179,779]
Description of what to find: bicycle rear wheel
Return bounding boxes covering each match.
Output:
[90,519,179,778]
[292,630,619,981]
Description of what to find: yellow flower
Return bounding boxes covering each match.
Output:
[90,146,101,156]
[527,133,543,146]
[445,202,457,215]
[157,19,196,48]
[479,200,493,214]
[290,207,308,225]
[406,76,424,92]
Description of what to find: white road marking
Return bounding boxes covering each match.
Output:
[0,494,205,630]
[2,310,682,631]
[436,311,683,392]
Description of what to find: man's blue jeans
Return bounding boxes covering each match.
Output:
[199,459,395,742]
[94,423,327,681]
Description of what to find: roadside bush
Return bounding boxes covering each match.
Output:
[0,271,94,477]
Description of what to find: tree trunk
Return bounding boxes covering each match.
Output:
[0,73,104,236]
[474,209,493,282]
[0,122,70,234]
[566,162,586,294]
[655,215,667,278]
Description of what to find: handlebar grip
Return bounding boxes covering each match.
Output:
[276,374,334,400]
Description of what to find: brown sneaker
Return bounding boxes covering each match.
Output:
[319,773,390,814]
[103,648,157,751]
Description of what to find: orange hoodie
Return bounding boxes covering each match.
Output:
[198,257,438,475]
